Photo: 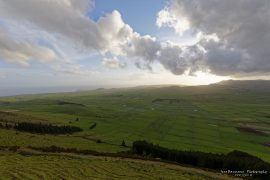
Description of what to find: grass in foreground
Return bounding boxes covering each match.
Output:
[0,151,235,180]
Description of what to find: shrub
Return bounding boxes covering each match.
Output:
[89,122,97,129]
[96,139,102,143]
[121,140,127,147]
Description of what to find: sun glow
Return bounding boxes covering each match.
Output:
[124,67,231,87]
[188,71,231,85]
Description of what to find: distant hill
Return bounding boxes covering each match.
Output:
[214,80,270,92]
[147,79,270,96]
[130,80,270,93]
[217,79,270,86]
[1,80,270,99]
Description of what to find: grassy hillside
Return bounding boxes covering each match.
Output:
[0,80,269,164]
[0,150,235,180]
[0,81,270,161]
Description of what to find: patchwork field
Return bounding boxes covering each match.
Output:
[0,80,269,179]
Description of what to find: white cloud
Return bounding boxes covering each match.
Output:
[0,0,134,55]
[156,8,190,35]
[0,0,103,51]
[97,10,134,55]
[1,0,269,77]
[0,29,57,66]
[0,0,191,75]
[156,0,270,76]
[102,57,127,69]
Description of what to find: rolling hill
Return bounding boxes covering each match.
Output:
[0,80,269,179]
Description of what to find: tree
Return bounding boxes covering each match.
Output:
[89,122,97,129]
[121,140,127,147]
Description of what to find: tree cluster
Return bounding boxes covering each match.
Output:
[13,122,82,134]
[132,140,270,179]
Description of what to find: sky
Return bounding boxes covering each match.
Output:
[0,0,269,96]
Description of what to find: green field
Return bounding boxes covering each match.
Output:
[0,150,235,180]
[0,80,269,179]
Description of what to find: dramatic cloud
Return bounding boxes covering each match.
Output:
[0,0,269,77]
[102,57,127,69]
[157,0,270,76]
[125,36,203,75]
[1,0,186,74]
[125,35,160,61]
[126,0,270,76]
[0,29,57,66]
